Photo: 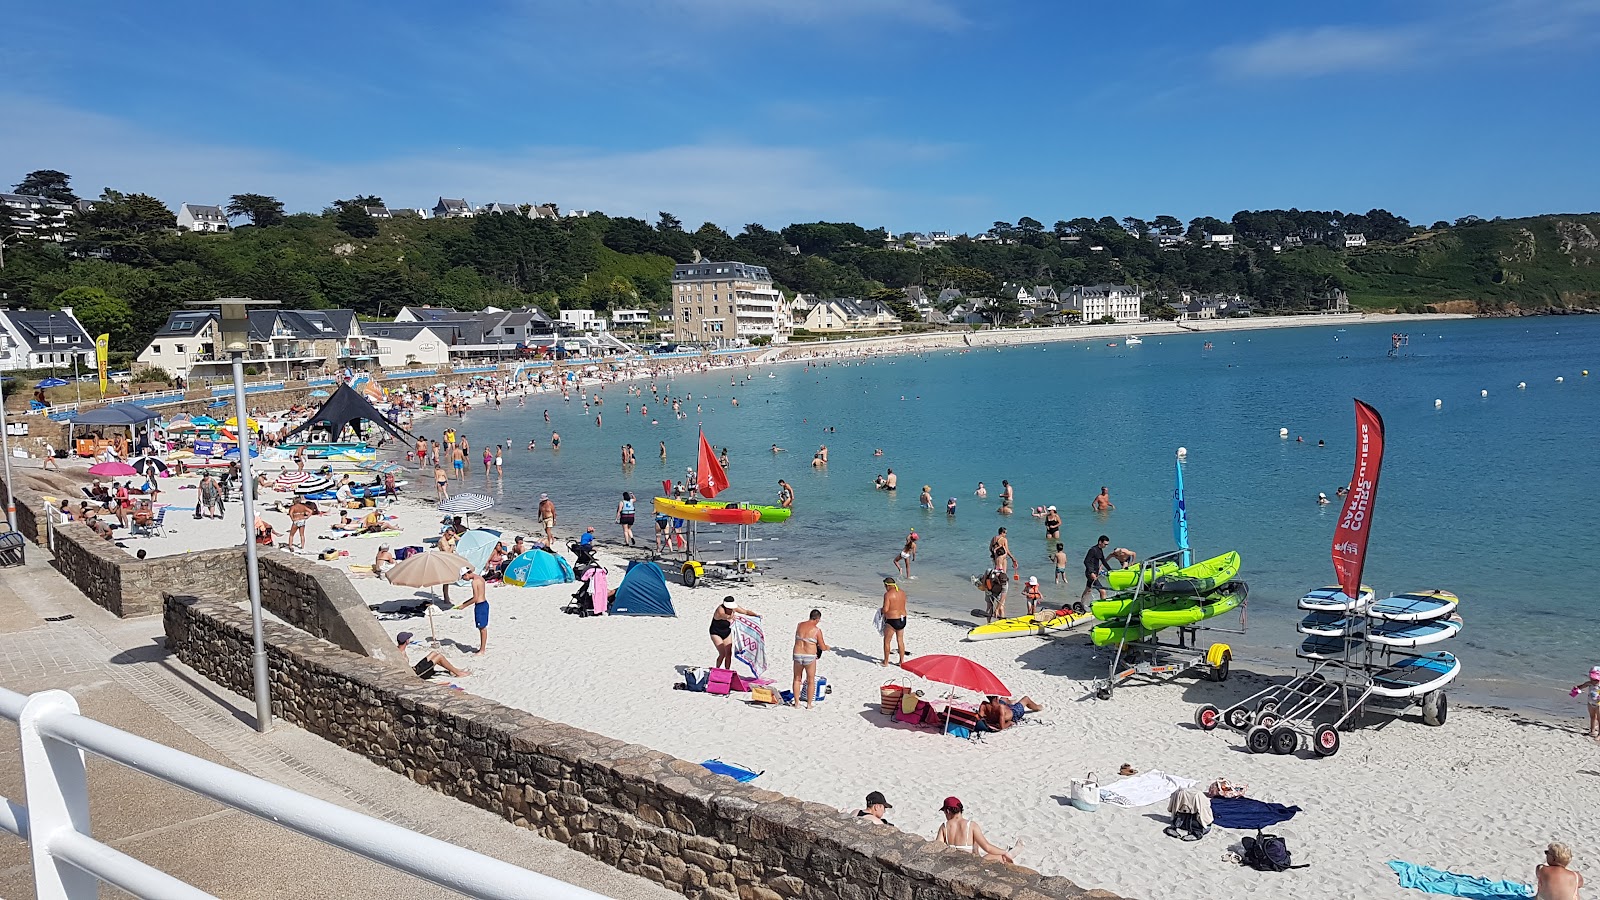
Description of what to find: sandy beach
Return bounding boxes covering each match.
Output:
[17,308,1593,900]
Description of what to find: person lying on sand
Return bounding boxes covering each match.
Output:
[978,695,1044,732]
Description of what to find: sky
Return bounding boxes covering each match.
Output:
[3,0,1599,233]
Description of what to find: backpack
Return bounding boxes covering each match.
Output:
[1240,832,1305,872]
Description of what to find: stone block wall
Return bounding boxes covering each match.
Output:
[165,593,1117,900]
[255,550,400,664]
[51,523,242,617]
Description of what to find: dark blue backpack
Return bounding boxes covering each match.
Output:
[1241,832,1305,872]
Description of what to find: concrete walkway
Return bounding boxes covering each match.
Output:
[0,553,676,900]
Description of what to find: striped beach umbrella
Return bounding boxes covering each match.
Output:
[438,492,495,516]
[293,476,336,494]
[130,456,169,477]
[274,470,312,489]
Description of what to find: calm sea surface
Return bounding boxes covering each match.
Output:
[448,317,1599,710]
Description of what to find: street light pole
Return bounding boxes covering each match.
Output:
[191,297,276,732]
[0,381,17,531]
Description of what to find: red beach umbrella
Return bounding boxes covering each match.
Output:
[901,654,1010,696]
[88,461,138,477]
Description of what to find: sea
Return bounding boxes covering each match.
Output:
[445,316,1598,713]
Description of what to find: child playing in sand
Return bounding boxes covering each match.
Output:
[1572,667,1600,739]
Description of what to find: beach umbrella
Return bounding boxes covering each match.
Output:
[224,416,261,431]
[294,476,336,494]
[900,654,1010,697]
[89,461,138,477]
[36,377,70,388]
[191,416,219,427]
[130,456,169,477]
[309,389,330,398]
[274,470,311,488]
[166,421,196,432]
[385,550,472,588]
[358,460,405,476]
[438,493,495,516]
[453,529,502,573]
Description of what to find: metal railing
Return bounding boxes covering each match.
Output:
[0,686,610,900]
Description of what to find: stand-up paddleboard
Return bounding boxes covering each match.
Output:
[1137,582,1247,629]
[1296,635,1364,660]
[1103,561,1179,592]
[1150,551,1241,595]
[1297,585,1375,613]
[1364,617,1462,648]
[1297,611,1365,637]
[1367,651,1461,698]
[1367,590,1458,622]
[965,606,1093,641]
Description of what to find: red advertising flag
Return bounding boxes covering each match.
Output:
[1331,399,1385,601]
[697,431,728,498]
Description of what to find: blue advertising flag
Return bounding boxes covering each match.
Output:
[1173,456,1191,567]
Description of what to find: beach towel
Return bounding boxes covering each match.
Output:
[1210,796,1302,829]
[582,566,609,614]
[1387,861,1533,899]
[1098,771,1196,808]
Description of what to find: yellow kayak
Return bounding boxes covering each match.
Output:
[965,606,1093,641]
[652,497,760,525]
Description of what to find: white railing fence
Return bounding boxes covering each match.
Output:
[0,686,611,900]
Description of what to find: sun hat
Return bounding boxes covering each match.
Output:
[722,598,737,609]
[540,492,549,500]
[940,797,963,812]
[1591,666,1600,679]
[1047,505,1056,511]
[459,565,471,577]
[1028,576,1038,585]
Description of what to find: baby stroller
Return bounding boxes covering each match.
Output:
[564,541,606,617]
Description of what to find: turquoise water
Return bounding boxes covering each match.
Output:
[453,317,1599,709]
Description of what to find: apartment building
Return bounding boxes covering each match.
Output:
[670,260,789,345]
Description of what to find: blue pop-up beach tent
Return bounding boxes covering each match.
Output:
[502,549,574,587]
[608,562,676,616]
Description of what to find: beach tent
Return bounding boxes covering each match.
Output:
[608,562,676,617]
[502,549,574,587]
[279,383,417,445]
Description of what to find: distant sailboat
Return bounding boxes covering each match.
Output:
[1125,335,1143,345]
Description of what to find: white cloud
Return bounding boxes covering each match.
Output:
[0,96,901,227]
[1215,26,1421,78]
[652,0,969,30]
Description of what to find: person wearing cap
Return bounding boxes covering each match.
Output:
[880,576,909,667]
[509,535,527,557]
[855,792,893,826]
[710,596,758,670]
[1022,576,1044,616]
[538,493,557,544]
[1317,492,1331,506]
[452,565,490,656]
[1043,505,1061,541]
[397,631,471,680]
[1572,667,1600,739]
[934,798,1013,863]
[373,543,396,579]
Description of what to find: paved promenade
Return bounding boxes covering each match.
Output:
[0,554,675,900]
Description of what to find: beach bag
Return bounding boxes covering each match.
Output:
[881,683,907,715]
[684,668,710,693]
[895,700,929,725]
[1207,778,1248,799]
[1069,774,1099,812]
[899,690,922,716]
[1241,832,1305,872]
[750,686,778,704]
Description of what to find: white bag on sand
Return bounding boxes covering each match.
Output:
[1070,773,1099,812]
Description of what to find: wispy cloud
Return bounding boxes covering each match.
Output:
[0,96,906,228]
[653,0,970,30]
[1216,0,1600,78]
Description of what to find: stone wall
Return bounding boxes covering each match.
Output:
[51,522,244,617]
[165,593,1116,900]
[255,549,400,664]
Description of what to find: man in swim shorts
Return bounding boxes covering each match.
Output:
[538,493,556,544]
[452,565,489,656]
[1092,486,1114,512]
[396,631,471,679]
[881,577,909,667]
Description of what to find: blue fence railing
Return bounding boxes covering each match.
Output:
[452,365,498,374]
[211,382,285,396]
[385,369,436,380]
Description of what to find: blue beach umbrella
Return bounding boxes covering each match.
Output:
[36,377,70,388]
[309,389,330,398]
[453,529,503,573]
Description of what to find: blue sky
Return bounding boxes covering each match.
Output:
[3,0,1598,232]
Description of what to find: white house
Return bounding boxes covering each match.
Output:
[1343,232,1368,249]
[432,198,472,218]
[609,309,652,328]
[177,204,230,233]
[478,203,520,215]
[1064,284,1144,323]
[362,323,457,368]
[0,307,95,373]
[559,309,606,333]
[0,193,74,242]
[363,206,393,219]
[800,298,902,333]
[1203,232,1235,249]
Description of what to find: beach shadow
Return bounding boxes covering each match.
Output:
[833,647,882,665]
[854,703,927,732]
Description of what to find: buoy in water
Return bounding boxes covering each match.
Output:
[1279,427,1289,438]
[1481,390,1488,397]
[1176,447,1188,459]
[1434,399,1443,408]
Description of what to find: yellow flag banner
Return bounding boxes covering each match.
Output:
[96,334,110,396]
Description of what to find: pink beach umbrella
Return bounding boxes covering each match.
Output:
[88,461,138,477]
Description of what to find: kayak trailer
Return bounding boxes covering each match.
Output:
[1089,551,1243,701]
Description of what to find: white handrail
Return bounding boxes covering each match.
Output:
[0,686,611,900]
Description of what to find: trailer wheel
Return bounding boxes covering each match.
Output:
[1313,724,1341,757]
[1255,713,1280,730]
[1270,726,1299,756]
[1204,645,1232,682]
[1195,704,1221,731]
[1422,690,1448,726]
[681,565,699,588]
[1245,725,1272,754]
[1095,686,1113,701]
[1224,707,1252,731]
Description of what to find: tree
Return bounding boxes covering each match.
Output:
[1151,215,1183,235]
[336,204,378,238]
[14,170,77,203]
[1122,217,1148,235]
[227,194,286,226]
[54,287,132,344]
[332,195,384,211]
[656,212,684,232]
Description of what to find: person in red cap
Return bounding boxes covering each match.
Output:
[934,797,1014,863]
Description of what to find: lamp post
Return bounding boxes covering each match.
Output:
[190,297,277,732]
[0,376,16,530]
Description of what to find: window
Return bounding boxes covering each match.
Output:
[151,344,162,354]
[175,344,186,353]
[504,327,515,335]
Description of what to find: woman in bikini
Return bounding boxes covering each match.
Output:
[709,597,757,670]
[790,609,829,709]
[934,798,1014,863]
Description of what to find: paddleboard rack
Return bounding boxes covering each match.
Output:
[669,520,776,587]
[1089,551,1244,701]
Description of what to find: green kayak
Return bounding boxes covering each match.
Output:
[1090,593,1144,620]
[1151,551,1241,595]
[1138,582,1247,629]
[739,504,792,524]
[1091,618,1157,647]
[1103,561,1179,592]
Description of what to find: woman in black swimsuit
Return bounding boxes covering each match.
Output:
[710,596,758,669]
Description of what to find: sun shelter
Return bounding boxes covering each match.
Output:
[608,562,676,616]
[502,549,574,587]
[280,383,416,445]
[68,404,161,453]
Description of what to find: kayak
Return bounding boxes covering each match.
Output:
[1090,593,1144,620]
[739,503,792,524]
[651,497,760,525]
[965,606,1093,641]
[1151,551,1241,594]
[1090,618,1157,647]
[1103,561,1179,592]
[1137,582,1247,629]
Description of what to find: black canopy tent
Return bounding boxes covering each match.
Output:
[67,404,161,450]
[281,384,417,445]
